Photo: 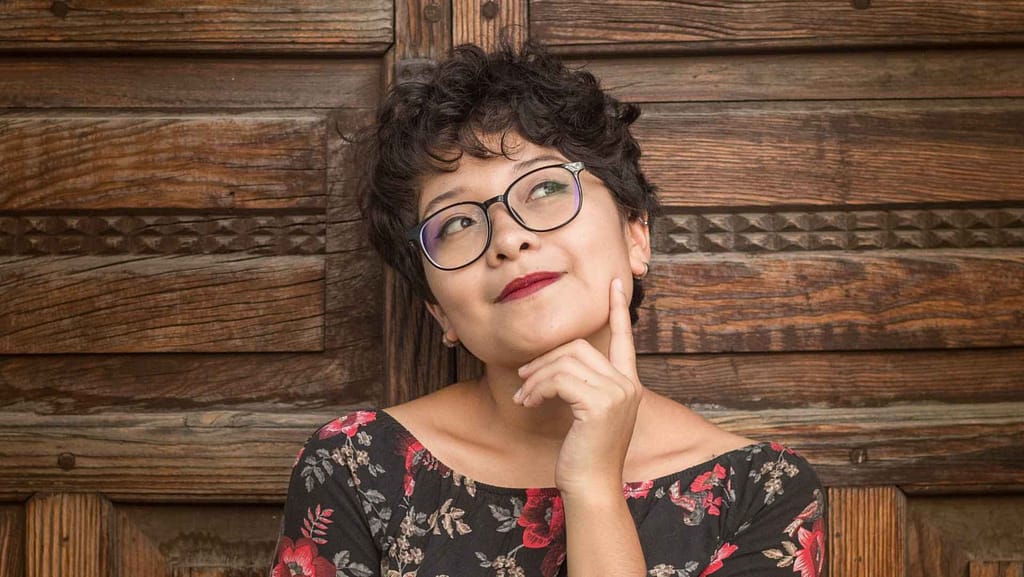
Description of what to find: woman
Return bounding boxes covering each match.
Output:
[272,42,826,577]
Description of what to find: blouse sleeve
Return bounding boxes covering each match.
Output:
[270,412,386,577]
[709,444,828,577]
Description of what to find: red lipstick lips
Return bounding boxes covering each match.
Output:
[496,271,562,303]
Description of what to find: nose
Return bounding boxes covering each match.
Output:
[484,202,539,267]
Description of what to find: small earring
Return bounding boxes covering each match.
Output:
[633,262,649,279]
[441,334,458,348]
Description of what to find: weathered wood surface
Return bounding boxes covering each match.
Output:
[0,114,326,210]
[113,504,280,577]
[532,1,1024,53]
[453,0,527,51]
[0,0,392,53]
[636,250,1024,354]
[636,99,1024,208]
[828,486,905,577]
[0,57,381,109]
[638,348,1024,410]
[971,562,1024,577]
[0,403,1019,500]
[909,495,1024,577]
[25,493,109,577]
[580,48,1024,103]
[0,505,24,577]
[0,255,324,354]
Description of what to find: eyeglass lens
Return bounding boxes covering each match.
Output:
[419,165,582,269]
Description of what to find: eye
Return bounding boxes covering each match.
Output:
[436,215,478,238]
[528,180,570,200]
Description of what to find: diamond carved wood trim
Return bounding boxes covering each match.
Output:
[0,214,324,256]
[659,207,1024,253]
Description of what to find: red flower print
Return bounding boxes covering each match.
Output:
[690,463,727,493]
[272,537,336,577]
[623,480,654,499]
[771,441,797,455]
[518,489,567,577]
[793,518,825,577]
[402,438,427,497]
[318,410,376,440]
[697,542,738,577]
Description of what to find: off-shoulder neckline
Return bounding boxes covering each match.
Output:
[373,408,770,496]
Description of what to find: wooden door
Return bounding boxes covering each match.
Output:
[2,2,1023,576]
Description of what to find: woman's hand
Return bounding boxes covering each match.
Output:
[513,277,642,497]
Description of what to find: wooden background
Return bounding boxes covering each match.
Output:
[1,1,1022,576]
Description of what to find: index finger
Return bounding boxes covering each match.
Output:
[608,277,637,379]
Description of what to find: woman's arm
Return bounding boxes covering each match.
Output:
[563,488,646,576]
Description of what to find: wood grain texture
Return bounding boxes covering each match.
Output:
[578,48,1024,103]
[0,505,24,577]
[0,0,392,53]
[638,348,1024,410]
[971,562,1024,577]
[0,57,381,109]
[828,486,905,577]
[0,255,324,354]
[636,99,1024,208]
[636,250,1024,354]
[25,493,109,577]
[909,495,1024,577]
[532,0,1024,53]
[113,504,280,577]
[395,0,451,63]
[453,0,526,51]
[0,114,326,210]
[0,403,1020,500]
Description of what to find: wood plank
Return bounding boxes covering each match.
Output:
[25,493,109,577]
[829,486,905,577]
[0,403,1020,500]
[637,250,1024,354]
[453,0,526,51]
[532,1,1024,53]
[971,562,1024,577]
[909,495,1024,577]
[638,348,1024,410]
[0,114,326,210]
[0,255,324,354]
[579,48,1024,103]
[636,99,1024,207]
[0,505,24,577]
[0,0,391,53]
[0,57,381,109]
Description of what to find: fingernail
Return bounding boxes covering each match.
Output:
[517,363,528,375]
[613,278,624,293]
[513,388,523,403]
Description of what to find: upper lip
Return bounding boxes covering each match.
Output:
[496,271,562,302]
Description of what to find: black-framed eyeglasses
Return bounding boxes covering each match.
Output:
[407,161,586,271]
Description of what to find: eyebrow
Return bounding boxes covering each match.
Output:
[420,154,567,217]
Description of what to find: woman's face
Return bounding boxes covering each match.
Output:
[418,136,650,368]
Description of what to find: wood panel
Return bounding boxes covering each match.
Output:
[0,404,1019,500]
[0,57,381,109]
[25,493,109,577]
[828,486,905,577]
[909,495,1024,577]
[0,0,392,53]
[972,562,1024,577]
[532,1,1024,53]
[637,250,1024,354]
[638,348,1024,410]
[0,114,326,210]
[0,255,324,354]
[636,99,1024,208]
[579,48,1024,103]
[112,504,280,577]
[0,505,24,577]
[453,0,526,51]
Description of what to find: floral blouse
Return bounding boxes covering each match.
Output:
[271,410,827,577]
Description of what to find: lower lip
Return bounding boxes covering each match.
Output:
[499,275,561,302]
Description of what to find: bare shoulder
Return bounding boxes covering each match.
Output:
[381,381,475,445]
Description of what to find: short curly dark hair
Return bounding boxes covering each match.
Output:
[359,41,660,323]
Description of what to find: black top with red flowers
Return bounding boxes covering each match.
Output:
[271,410,826,577]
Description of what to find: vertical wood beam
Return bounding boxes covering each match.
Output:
[26,493,109,577]
[828,486,906,577]
[0,505,25,577]
[453,0,527,50]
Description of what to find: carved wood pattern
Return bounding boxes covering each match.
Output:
[0,214,324,256]
[657,206,1024,253]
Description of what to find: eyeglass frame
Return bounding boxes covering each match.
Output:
[406,161,587,271]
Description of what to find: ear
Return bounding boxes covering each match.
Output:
[425,300,460,343]
[625,213,651,277]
